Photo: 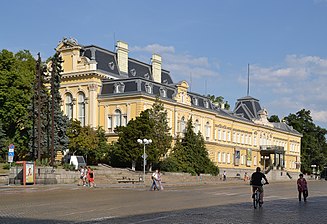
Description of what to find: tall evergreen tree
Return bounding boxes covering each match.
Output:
[162,118,219,175]
[148,97,172,161]
[49,52,69,163]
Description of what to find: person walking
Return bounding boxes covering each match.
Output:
[78,166,85,186]
[87,166,95,188]
[150,169,159,191]
[223,170,227,181]
[157,169,163,190]
[297,174,308,202]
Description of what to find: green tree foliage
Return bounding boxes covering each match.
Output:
[111,110,154,168]
[207,94,230,110]
[50,52,69,156]
[284,109,327,173]
[0,49,35,160]
[148,97,172,161]
[67,120,104,165]
[161,118,219,175]
[111,99,173,169]
[268,115,280,122]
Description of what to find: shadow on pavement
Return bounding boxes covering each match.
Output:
[1,196,326,224]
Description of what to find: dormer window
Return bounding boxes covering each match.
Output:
[114,82,125,93]
[144,73,150,79]
[204,100,209,108]
[130,68,136,76]
[108,62,115,70]
[145,82,152,94]
[159,87,167,97]
[193,97,198,106]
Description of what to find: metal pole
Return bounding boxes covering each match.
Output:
[143,143,145,183]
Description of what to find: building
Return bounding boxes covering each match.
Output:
[56,37,302,175]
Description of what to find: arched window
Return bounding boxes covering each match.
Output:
[114,109,122,127]
[78,92,86,126]
[65,93,73,120]
[194,119,200,134]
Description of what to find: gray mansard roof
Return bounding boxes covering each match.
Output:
[80,44,300,136]
[233,96,262,120]
[81,45,174,84]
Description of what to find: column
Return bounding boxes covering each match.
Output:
[88,84,98,128]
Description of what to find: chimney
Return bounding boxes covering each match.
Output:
[116,41,128,74]
[151,53,162,83]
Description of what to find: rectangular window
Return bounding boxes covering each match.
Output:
[108,116,112,132]
[227,153,231,164]
[123,115,127,126]
[218,152,221,163]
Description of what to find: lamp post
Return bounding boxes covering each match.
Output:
[137,138,152,182]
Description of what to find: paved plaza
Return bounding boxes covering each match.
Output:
[0,180,326,224]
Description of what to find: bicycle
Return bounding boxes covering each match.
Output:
[252,186,262,209]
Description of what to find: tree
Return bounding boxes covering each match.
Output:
[49,52,69,162]
[66,120,101,164]
[207,94,230,110]
[161,118,219,175]
[111,110,154,168]
[268,115,280,122]
[284,109,327,173]
[0,49,35,160]
[148,97,172,161]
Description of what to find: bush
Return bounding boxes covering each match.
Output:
[2,163,14,170]
[62,163,75,171]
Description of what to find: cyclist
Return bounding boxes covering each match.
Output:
[250,167,269,204]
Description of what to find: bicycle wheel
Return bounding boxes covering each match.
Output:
[253,191,259,209]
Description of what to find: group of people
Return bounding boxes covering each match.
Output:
[78,166,95,188]
[250,167,308,204]
[150,169,163,191]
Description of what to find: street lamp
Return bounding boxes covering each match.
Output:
[137,138,152,182]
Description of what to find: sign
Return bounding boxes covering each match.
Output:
[8,155,13,163]
[25,162,34,184]
[141,153,148,159]
[9,144,15,151]
[234,149,240,166]
[8,151,14,157]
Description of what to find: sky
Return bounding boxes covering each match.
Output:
[1,0,327,128]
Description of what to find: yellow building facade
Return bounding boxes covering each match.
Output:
[56,38,302,175]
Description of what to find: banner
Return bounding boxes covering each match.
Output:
[234,149,240,166]
[246,148,252,166]
[25,162,34,184]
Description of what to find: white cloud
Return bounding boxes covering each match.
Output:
[130,44,175,54]
[246,54,327,127]
[311,110,327,123]
[131,43,220,79]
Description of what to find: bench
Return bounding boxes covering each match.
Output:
[117,179,142,184]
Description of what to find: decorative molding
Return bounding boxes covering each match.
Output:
[88,84,98,91]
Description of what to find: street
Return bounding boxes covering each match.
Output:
[0,180,326,224]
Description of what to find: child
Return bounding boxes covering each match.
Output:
[297,174,308,202]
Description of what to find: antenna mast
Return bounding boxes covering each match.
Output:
[247,63,250,96]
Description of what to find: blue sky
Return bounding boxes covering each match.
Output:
[1,0,327,128]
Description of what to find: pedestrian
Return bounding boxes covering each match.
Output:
[244,172,249,181]
[150,169,159,191]
[78,166,85,186]
[223,170,227,181]
[297,173,308,202]
[87,166,95,188]
[83,166,88,186]
[157,169,163,190]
